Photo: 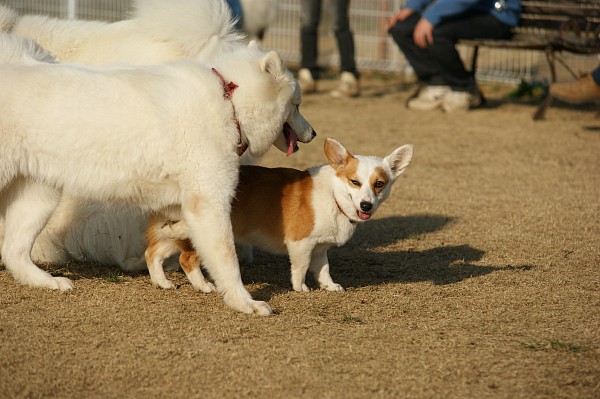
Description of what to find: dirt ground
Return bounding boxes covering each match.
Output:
[1,74,599,399]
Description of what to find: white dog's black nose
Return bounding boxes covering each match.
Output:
[360,201,372,212]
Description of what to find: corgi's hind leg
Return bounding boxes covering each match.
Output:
[144,231,179,289]
[1,178,72,290]
[177,240,216,293]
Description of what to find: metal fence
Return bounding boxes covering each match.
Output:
[1,0,597,84]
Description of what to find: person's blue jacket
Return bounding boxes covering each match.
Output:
[406,0,521,27]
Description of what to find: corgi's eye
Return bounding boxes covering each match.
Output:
[374,181,385,189]
[350,179,361,187]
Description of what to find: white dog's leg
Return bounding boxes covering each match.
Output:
[182,195,272,316]
[1,179,73,290]
[309,246,344,292]
[287,243,314,292]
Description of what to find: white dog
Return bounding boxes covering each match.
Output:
[0,30,316,315]
[0,1,309,271]
[145,138,413,293]
[0,0,270,65]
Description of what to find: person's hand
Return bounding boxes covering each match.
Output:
[386,8,413,30]
[413,17,434,48]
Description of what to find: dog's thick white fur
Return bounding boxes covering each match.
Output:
[0,0,248,65]
[0,1,314,272]
[144,138,414,293]
[0,30,316,315]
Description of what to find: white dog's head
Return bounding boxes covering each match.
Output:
[213,41,316,160]
[325,138,413,223]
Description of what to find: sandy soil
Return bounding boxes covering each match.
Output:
[1,74,599,399]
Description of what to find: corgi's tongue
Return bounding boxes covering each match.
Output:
[358,211,371,220]
[286,129,298,157]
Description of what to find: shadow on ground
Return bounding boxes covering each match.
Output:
[0,213,532,297]
[244,214,533,299]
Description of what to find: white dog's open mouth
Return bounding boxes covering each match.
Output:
[283,123,298,157]
[357,211,371,221]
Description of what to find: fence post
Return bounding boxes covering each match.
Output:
[67,0,77,19]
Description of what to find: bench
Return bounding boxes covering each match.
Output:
[460,0,600,120]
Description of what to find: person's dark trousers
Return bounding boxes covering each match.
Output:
[389,12,512,91]
[592,65,600,85]
[300,0,358,80]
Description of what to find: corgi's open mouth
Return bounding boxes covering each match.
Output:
[283,123,298,157]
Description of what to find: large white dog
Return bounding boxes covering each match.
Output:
[0,1,309,271]
[0,28,316,315]
[0,0,275,64]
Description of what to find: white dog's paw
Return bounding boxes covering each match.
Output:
[249,300,273,316]
[42,276,74,291]
[291,282,310,292]
[322,283,345,292]
[151,278,175,290]
[224,293,273,316]
[193,281,216,294]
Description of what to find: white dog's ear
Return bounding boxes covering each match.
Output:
[324,137,353,170]
[248,40,263,50]
[384,144,413,179]
[260,50,283,78]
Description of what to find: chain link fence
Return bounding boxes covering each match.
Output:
[1,0,596,84]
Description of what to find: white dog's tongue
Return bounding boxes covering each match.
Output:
[358,212,371,221]
[286,130,298,157]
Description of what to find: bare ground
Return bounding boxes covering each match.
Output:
[1,74,599,399]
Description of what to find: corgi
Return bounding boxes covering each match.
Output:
[144,138,413,293]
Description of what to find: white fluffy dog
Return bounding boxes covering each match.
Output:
[0,26,316,315]
[0,1,309,272]
[0,0,275,64]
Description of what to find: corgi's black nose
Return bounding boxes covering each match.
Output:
[360,201,373,212]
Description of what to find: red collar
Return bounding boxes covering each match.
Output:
[335,198,357,225]
[211,68,248,157]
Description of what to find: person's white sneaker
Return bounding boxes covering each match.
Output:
[331,71,360,98]
[441,90,482,112]
[297,68,316,94]
[408,85,450,111]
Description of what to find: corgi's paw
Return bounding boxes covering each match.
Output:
[322,283,345,292]
[151,277,176,289]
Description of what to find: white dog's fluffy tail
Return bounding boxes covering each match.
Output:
[133,0,246,61]
[0,32,55,64]
[0,5,17,32]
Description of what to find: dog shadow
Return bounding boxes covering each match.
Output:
[246,214,533,301]
[0,214,532,300]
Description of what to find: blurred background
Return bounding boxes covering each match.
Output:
[1,0,597,86]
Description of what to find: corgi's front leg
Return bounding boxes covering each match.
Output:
[309,245,344,292]
[287,243,314,292]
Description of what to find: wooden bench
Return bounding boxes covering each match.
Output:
[460,0,600,120]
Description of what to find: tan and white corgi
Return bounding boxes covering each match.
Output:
[145,138,413,293]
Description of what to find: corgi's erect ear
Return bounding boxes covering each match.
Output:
[260,50,283,78]
[324,137,354,170]
[384,144,413,179]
